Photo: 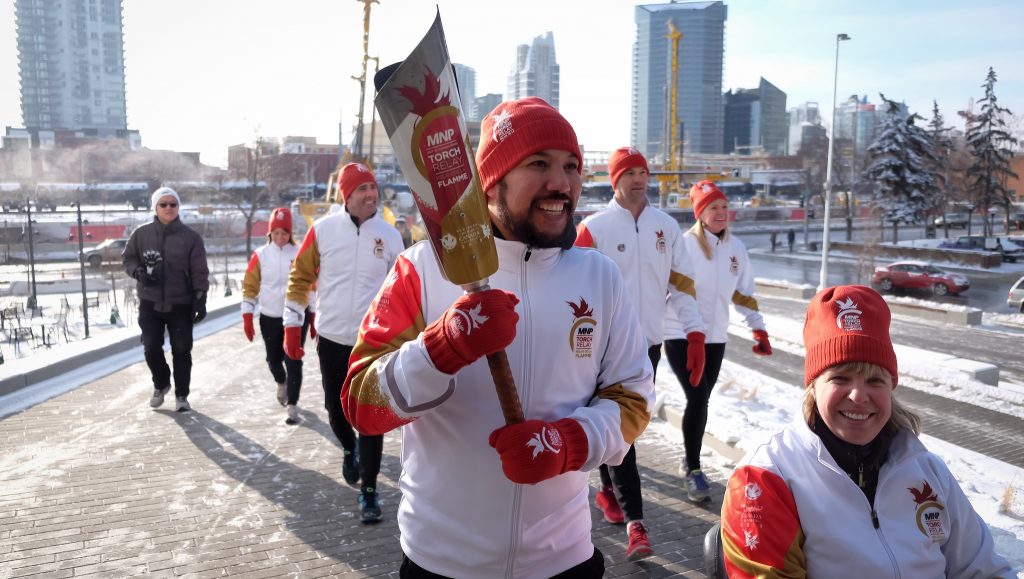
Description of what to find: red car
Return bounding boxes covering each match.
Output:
[871,261,970,296]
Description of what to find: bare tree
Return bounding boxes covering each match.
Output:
[223,136,272,257]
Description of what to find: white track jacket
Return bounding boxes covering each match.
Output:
[241,242,299,317]
[576,198,704,346]
[284,206,404,345]
[342,238,655,579]
[721,418,1014,578]
[664,228,764,343]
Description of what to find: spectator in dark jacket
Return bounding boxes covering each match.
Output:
[123,187,209,412]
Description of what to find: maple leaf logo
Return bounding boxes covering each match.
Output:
[655,230,665,240]
[627,146,640,156]
[567,297,593,319]
[526,426,562,458]
[834,297,864,330]
[452,303,489,336]
[908,481,937,505]
[397,67,450,117]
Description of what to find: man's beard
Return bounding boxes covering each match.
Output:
[494,181,577,249]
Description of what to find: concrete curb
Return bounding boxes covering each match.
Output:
[656,396,747,466]
[0,302,238,398]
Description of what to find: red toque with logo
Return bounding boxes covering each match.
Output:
[268,206,292,234]
[476,97,582,193]
[803,285,898,387]
[337,163,376,204]
[689,180,727,218]
[608,146,649,189]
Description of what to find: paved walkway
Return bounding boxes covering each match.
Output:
[0,326,723,578]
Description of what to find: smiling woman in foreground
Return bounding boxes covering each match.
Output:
[720,285,1014,578]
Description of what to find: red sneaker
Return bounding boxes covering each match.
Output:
[595,486,625,524]
[626,521,654,561]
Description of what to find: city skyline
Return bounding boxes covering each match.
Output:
[1,0,1022,169]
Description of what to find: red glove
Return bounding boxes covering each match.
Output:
[686,332,706,387]
[752,329,772,356]
[242,313,255,342]
[308,312,317,339]
[283,326,304,360]
[423,289,519,374]
[488,418,588,484]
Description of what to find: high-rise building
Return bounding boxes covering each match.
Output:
[788,102,821,155]
[722,78,787,156]
[15,0,128,133]
[506,32,560,109]
[473,93,503,123]
[452,63,477,121]
[632,1,727,160]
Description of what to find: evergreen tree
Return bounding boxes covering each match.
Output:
[927,101,955,237]
[864,94,939,243]
[965,67,1019,235]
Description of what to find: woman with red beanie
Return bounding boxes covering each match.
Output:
[664,180,772,502]
[720,285,1013,578]
[240,207,312,424]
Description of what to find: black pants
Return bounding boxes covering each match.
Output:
[400,548,604,578]
[317,337,384,489]
[260,313,308,405]
[139,300,195,398]
[597,344,661,521]
[664,339,726,472]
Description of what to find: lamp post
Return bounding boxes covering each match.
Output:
[818,32,851,291]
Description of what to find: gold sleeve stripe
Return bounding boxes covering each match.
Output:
[669,271,697,298]
[732,290,759,311]
[286,230,320,306]
[241,253,261,300]
[596,384,651,444]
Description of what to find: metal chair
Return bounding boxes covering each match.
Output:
[11,326,35,353]
[0,304,20,331]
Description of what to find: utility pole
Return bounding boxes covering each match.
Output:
[351,0,378,161]
[75,201,90,338]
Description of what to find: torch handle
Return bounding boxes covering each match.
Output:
[464,282,524,425]
[486,350,525,425]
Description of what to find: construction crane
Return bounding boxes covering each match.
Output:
[659,19,682,208]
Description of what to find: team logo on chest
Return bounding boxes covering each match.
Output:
[654,230,667,254]
[729,255,739,275]
[910,481,947,542]
[567,297,597,359]
[373,238,385,258]
[617,243,626,253]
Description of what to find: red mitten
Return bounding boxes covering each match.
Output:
[308,312,317,339]
[686,332,706,387]
[283,326,304,360]
[488,418,588,484]
[242,313,255,342]
[423,289,519,374]
[752,329,772,356]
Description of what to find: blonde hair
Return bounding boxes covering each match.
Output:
[687,219,730,261]
[803,361,921,435]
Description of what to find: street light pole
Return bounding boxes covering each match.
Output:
[818,32,850,291]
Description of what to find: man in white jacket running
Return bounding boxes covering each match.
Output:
[343,97,655,579]
[575,146,705,561]
[283,163,404,524]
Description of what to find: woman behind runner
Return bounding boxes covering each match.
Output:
[240,207,312,424]
[663,180,773,501]
[720,285,1013,577]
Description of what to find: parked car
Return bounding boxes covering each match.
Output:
[938,235,1024,263]
[933,212,970,227]
[871,261,970,297]
[1009,276,1024,313]
[81,238,128,268]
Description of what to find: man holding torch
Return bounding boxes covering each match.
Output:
[344,97,654,578]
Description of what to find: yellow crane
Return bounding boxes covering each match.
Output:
[659,19,683,208]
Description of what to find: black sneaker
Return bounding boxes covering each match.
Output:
[342,449,360,486]
[358,487,382,524]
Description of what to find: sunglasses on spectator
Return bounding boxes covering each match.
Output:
[158,202,178,208]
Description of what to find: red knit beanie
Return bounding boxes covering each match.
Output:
[608,146,649,189]
[337,163,377,204]
[476,97,582,193]
[268,206,292,234]
[689,180,727,218]
[803,285,898,387]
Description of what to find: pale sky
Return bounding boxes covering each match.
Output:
[1,0,1021,169]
